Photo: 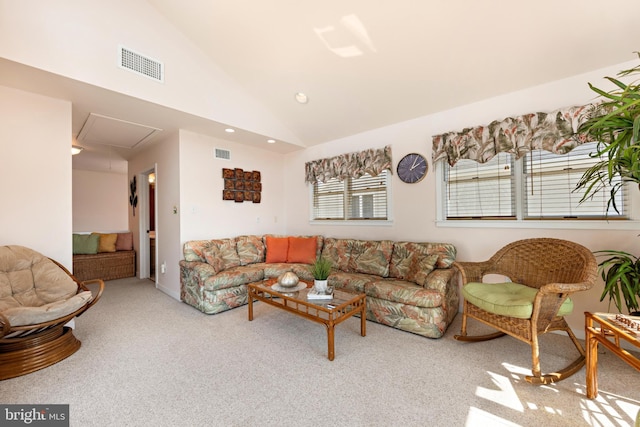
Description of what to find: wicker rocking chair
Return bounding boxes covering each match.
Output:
[454,238,597,384]
[0,245,104,380]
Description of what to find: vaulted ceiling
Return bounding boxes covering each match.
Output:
[147,0,640,144]
[6,1,640,174]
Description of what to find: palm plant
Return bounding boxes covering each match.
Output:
[595,250,640,315]
[575,52,640,213]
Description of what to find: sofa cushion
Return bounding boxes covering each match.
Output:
[116,232,133,251]
[265,236,289,263]
[183,240,214,262]
[366,279,443,308]
[202,240,240,272]
[236,235,265,265]
[347,240,393,277]
[328,271,376,293]
[462,282,574,319]
[202,267,262,291]
[72,234,99,255]
[93,233,117,253]
[390,241,457,270]
[287,236,317,264]
[321,238,351,271]
[389,243,439,286]
[258,263,314,281]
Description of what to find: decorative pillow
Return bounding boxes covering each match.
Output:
[389,242,439,286]
[347,240,393,277]
[116,232,133,251]
[72,234,99,255]
[236,235,265,265]
[92,233,117,253]
[265,236,289,263]
[202,239,240,271]
[287,236,317,264]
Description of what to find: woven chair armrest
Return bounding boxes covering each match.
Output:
[452,261,493,284]
[78,278,105,314]
[539,281,593,295]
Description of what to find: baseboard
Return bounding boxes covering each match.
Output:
[155,282,180,301]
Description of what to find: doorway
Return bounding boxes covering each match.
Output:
[139,166,157,283]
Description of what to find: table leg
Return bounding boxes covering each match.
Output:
[360,303,366,337]
[326,323,335,361]
[586,329,598,398]
[248,290,254,321]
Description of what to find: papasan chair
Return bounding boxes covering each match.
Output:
[0,245,104,380]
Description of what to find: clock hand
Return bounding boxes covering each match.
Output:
[409,158,424,170]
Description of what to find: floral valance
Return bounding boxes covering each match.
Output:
[432,104,596,166]
[305,145,392,184]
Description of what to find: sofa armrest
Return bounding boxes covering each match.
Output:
[423,268,456,293]
[179,260,218,282]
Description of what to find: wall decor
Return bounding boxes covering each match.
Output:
[222,168,261,203]
[129,176,138,216]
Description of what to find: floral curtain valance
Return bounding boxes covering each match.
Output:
[431,104,596,166]
[305,145,392,184]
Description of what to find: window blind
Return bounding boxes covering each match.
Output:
[313,171,389,220]
[524,144,627,219]
[445,153,515,219]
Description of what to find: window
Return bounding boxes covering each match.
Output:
[442,142,627,220]
[312,170,390,221]
[445,153,515,219]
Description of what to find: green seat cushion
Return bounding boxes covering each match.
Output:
[462,282,573,319]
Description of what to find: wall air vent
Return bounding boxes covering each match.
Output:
[215,148,231,160]
[119,46,164,82]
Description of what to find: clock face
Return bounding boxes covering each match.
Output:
[397,153,428,183]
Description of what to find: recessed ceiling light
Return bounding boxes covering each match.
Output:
[225,128,235,133]
[267,139,276,144]
[295,92,308,104]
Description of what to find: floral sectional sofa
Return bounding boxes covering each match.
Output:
[179,235,458,338]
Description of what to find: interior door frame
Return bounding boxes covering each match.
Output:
[138,164,157,284]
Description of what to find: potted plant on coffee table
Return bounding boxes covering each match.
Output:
[596,249,640,316]
[310,256,332,293]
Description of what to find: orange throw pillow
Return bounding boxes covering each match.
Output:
[265,236,289,263]
[287,236,317,264]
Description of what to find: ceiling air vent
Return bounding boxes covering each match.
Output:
[215,148,231,160]
[119,46,164,82]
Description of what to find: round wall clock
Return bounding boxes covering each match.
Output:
[396,153,428,183]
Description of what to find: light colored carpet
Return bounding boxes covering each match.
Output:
[1,278,639,427]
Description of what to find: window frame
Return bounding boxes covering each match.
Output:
[309,170,393,226]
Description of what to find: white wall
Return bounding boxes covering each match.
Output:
[282,60,640,336]
[0,0,298,145]
[179,130,287,242]
[128,132,180,298]
[127,129,288,299]
[0,85,73,267]
[72,169,128,232]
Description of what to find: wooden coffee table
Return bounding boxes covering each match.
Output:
[247,278,366,360]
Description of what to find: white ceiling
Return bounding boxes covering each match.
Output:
[5,1,640,173]
[147,0,640,144]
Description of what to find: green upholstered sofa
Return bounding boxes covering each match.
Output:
[179,235,458,338]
